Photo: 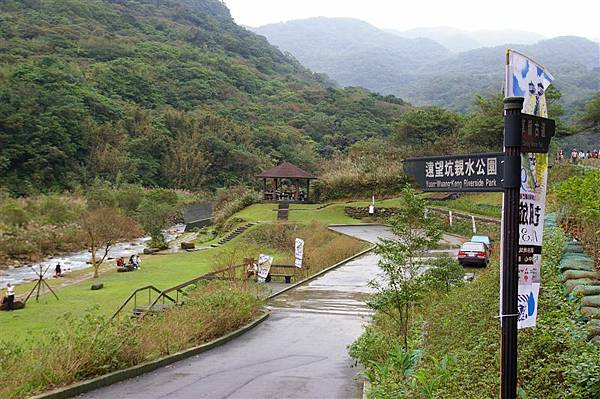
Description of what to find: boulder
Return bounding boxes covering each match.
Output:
[464,273,475,282]
[181,242,195,250]
[0,301,25,311]
[143,248,159,255]
[91,283,104,291]
[561,270,600,282]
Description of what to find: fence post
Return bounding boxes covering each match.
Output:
[472,215,477,234]
[449,210,453,227]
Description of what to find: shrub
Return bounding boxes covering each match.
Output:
[0,281,263,399]
[313,140,409,201]
[556,169,600,261]
[213,186,261,231]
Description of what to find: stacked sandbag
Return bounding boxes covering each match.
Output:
[558,237,600,342]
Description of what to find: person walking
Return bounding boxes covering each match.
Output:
[6,283,15,311]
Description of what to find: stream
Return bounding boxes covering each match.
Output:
[0,224,186,286]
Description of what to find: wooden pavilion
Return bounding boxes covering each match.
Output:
[257,161,317,202]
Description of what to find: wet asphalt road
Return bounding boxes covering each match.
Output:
[79,226,461,399]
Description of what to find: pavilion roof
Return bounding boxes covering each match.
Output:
[257,161,317,179]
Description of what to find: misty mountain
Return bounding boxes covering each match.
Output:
[253,18,452,82]
[254,18,599,113]
[390,27,546,52]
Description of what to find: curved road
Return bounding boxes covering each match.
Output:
[80,226,461,399]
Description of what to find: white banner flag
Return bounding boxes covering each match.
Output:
[257,254,273,283]
[505,49,553,329]
[294,238,304,268]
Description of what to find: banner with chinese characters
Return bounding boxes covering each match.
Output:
[403,153,504,192]
[294,238,304,268]
[506,49,554,329]
[257,254,273,283]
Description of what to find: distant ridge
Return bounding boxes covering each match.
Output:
[254,18,600,114]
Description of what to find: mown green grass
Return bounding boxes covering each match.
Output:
[0,231,290,342]
[429,192,502,219]
[231,202,362,225]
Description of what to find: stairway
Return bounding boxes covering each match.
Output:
[277,202,289,220]
[211,222,256,247]
[132,303,170,317]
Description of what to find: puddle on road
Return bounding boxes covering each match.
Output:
[269,252,381,315]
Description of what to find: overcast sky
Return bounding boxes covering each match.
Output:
[223,0,600,40]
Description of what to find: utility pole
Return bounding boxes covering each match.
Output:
[500,96,524,399]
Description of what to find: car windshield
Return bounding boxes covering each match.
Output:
[471,236,490,245]
[462,243,485,251]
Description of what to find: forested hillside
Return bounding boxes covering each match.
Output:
[254,18,599,114]
[0,0,409,195]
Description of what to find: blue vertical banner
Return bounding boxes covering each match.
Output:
[505,50,554,329]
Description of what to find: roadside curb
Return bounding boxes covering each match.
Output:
[267,245,375,300]
[30,311,270,399]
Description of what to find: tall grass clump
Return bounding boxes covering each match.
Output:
[556,168,600,262]
[244,222,366,275]
[313,139,409,201]
[213,186,261,232]
[0,281,263,399]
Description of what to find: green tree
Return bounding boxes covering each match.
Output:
[461,94,504,151]
[423,254,464,293]
[368,185,442,349]
[80,208,142,278]
[392,107,462,150]
[579,92,600,131]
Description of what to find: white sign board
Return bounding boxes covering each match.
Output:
[257,254,273,283]
[294,238,304,268]
[505,49,553,329]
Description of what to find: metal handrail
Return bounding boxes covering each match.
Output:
[111,285,177,320]
[111,263,247,320]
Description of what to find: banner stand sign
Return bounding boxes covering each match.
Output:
[505,49,554,330]
[294,238,304,268]
[257,254,273,283]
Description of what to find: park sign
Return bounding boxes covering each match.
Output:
[403,153,504,192]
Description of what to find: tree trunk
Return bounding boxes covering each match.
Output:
[91,241,99,278]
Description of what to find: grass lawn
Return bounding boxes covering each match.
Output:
[428,192,502,219]
[0,230,290,342]
[232,202,362,225]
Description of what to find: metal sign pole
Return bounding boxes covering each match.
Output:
[501,97,524,399]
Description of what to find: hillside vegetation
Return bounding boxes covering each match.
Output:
[0,0,409,195]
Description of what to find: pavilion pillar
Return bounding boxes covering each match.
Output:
[306,180,310,202]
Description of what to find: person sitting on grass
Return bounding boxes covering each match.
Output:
[134,254,141,270]
[128,255,137,270]
[5,283,15,311]
[116,257,125,268]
